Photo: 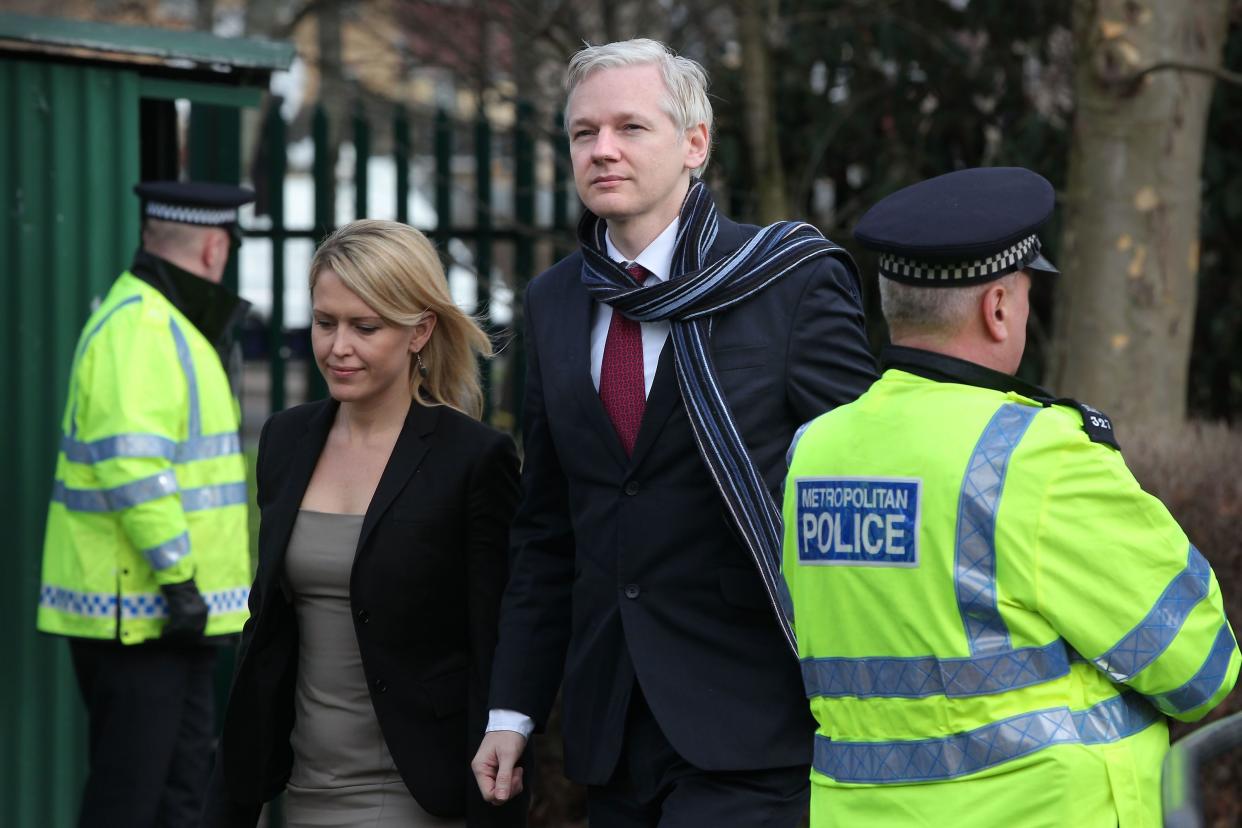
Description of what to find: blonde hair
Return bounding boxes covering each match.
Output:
[565,38,714,176]
[310,220,492,418]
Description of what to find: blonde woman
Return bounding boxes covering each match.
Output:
[205,221,526,827]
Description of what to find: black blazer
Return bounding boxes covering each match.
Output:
[203,398,525,826]
[489,214,878,785]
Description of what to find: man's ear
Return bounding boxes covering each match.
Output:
[683,122,709,172]
[201,229,231,281]
[980,282,1010,343]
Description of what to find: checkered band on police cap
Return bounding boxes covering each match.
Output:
[144,201,240,226]
[878,234,1042,285]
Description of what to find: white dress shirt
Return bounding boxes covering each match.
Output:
[486,218,679,739]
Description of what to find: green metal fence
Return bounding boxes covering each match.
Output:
[0,57,141,828]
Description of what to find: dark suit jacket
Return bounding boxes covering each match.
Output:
[203,398,526,826]
[489,214,879,785]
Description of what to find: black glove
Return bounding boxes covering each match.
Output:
[160,578,209,641]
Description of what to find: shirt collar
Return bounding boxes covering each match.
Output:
[605,217,679,284]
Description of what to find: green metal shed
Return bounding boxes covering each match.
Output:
[0,14,293,826]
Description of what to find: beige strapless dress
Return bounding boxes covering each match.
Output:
[283,510,465,828]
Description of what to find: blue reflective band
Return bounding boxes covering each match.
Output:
[1093,545,1211,682]
[180,482,247,511]
[801,639,1071,699]
[143,531,190,571]
[40,585,250,620]
[38,586,116,618]
[955,403,1038,655]
[52,471,179,512]
[1149,623,1238,715]
[795,478,921,567]
[61,432,241,464]
[813,691,1159,784]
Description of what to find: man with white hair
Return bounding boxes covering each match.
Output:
[472,39,876,825]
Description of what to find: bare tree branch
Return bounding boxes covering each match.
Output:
[1126,60,1242,92]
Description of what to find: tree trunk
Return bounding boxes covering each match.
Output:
[1048,0,1229,427]
[735,0,788,223]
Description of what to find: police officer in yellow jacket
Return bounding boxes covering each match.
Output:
[781,167,1239,828]
[38,181,254,827]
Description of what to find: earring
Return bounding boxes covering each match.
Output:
[416,350,429,378]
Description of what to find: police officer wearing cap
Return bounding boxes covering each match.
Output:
[38,181,257,827]
[780,167,1239,827]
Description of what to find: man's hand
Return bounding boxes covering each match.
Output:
[160,578,209,641]
[472,730,527,804]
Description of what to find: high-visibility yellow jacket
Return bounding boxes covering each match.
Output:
[782,354,1239,828]
[38,271,251,644]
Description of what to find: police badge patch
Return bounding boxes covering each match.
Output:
[795,478,921,567]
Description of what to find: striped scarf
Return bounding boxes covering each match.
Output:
[580,179,856,655]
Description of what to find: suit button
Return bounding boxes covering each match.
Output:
[624,480,640,496]
[373,678,387,693]
[356,609,370,624]
[623,584,640,599]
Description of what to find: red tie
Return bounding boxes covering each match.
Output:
[600,263,650,455]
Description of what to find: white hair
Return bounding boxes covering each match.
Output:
[565,38,714,176]
[879,272,1023,339]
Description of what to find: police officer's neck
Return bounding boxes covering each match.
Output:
[892,335,1018,377]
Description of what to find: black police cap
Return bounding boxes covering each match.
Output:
[854,167,1058,286]
[133,180,255,229]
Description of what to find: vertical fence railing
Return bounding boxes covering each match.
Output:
[512,101,536,432]
[246,100,576,439]
[394,104,409,226]
[354,101,369,221]
[474,111,493,420]
[265,102,287,413]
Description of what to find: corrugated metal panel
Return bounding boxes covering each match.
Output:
[0,57,140,828]
[0,12,295,71]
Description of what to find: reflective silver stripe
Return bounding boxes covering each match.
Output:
[60,432,241,464]
[786,419,814,468]
[67,295,144,438]
[143,531,190,571]
[40,585,251,620]
[177,433,242,462]
[181,482,247,512]
[1149,623,1238,715]
[801,639,1070,699]
[52,471,179,512]
[955,403,1038,655]
[813,692,1160,784]
[168,319,201,438]
[1093,545,1211,682]
[62,433,175,463]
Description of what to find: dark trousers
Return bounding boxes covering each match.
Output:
[69,638,217,828]
[586,685,810,828]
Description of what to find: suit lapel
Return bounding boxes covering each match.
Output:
[263,399,337,589]
[628,338,677,467]
[356,401,437,555]
[562,274,629,469]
